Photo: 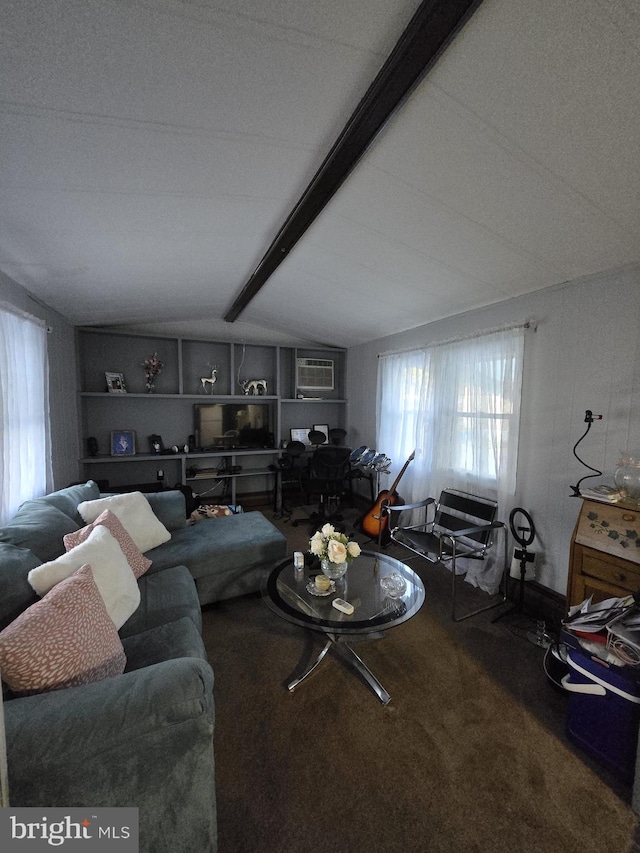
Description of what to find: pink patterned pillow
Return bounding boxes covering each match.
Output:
[0,564,126,695]
[64,510,151,579]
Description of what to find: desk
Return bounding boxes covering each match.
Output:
[566,498,640,606]
[272,449,372,517]
[566,498,640,814]
[271,463,306,517]
[187,461,276,506]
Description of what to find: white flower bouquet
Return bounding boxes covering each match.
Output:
[309,523,361,566]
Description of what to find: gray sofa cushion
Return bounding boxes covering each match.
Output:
[143,491,187,533]
[119,565,201,639]
[122,617,208,671]
[193,562,276,604]
[38,480,101,524]
[0,502,79,562]
[146,511,286,580]
[0,543,40,631]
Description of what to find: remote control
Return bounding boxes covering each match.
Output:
[332,598,354,615]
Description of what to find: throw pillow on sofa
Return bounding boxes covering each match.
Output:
[0,564,126,695]
[77,492,171,553]
[27,526,140,629]
[64,510,152,579]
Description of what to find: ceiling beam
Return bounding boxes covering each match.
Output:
[224,0,485,324]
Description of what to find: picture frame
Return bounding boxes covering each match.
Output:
[105,372,127,394]
[290,427,311,446]
[313,424,329,443]
[148,434,164,454]
[111,430,136,456]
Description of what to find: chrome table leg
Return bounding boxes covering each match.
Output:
[335,641,391,705]
[288,634,391,705]
[288,639,332,692]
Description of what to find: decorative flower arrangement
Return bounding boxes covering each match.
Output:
[142,352,164,391]
[309,523,361,568]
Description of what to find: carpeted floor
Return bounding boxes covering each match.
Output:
[201,502,640,853]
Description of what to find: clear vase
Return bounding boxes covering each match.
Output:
[614,450,640,503]
[320,558,348,580]
[145,381,155,394]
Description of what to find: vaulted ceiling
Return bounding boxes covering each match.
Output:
[1,0,639,348]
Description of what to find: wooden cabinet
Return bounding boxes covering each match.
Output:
[567,498,640,605]
[76,329,347,500]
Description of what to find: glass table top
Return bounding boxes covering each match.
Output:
[263,550,425,636]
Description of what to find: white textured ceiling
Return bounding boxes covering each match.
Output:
[1,0,639,347]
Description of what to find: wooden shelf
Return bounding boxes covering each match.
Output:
[77,328,347,496]
[187,468,275,481]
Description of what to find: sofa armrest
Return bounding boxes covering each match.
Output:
[6,656,213,776]
[6,658,216,852]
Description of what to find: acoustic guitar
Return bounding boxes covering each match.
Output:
[359,450,415,542]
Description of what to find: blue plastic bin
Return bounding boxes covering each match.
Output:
[563,645,640,782]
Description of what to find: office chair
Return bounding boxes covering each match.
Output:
[308,429,327,447]
[328,428,347,446]
[293,445,352,531]
[270,441,308,520]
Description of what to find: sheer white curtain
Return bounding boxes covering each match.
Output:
[377,327,525,593]
[376,347,429,500]
[0,306,52,525]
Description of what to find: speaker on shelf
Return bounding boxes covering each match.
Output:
[188,434,196,452]
[87,437,99,457]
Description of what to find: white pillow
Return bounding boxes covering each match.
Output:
[28,526,140,629]
[77,491,171,553]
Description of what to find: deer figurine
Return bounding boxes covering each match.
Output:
[200,366,217,394]
[241,379,267,396]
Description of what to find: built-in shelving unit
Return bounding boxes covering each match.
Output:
[76,328,347,502]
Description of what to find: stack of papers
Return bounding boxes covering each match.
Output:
[564,595,634,633]
[565,596,640,665]
[579,484,623,503]
[607,608,640,643]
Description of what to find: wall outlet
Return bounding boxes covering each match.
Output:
[156,469,164,481]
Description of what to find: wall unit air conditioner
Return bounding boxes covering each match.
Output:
[296,358,334,392]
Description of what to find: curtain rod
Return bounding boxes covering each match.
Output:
[0,300,49,330]
[378,319,536,358]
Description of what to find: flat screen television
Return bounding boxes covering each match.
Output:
[194,403,273,451]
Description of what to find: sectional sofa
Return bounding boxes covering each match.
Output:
[0,480,287,852]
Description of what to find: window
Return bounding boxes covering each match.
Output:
[377,326,525,512]
[0,306,52,525]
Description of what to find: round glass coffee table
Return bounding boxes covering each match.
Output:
[263,551,425,705]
